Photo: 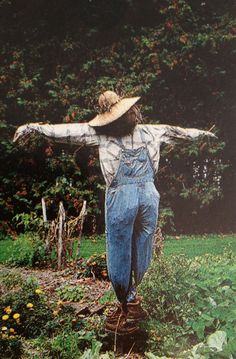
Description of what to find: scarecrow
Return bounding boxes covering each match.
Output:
[14,90,216,334]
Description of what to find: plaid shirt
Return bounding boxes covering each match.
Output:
[15,123,215,186]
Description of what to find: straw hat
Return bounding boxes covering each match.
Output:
[89,90,140,127]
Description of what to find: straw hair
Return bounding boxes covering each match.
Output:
[89,91,140,127]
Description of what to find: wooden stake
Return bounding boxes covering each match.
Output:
[41,197,47,223]
[77,200,87,257]
[58,201,65,270]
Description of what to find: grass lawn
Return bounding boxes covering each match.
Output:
[78,233,236,258]
[164,233,236,257]
[1,233,235,263]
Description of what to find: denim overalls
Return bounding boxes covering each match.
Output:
[105,129,160,303]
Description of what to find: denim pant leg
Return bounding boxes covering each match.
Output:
[106,185,139,303]
[132,183,160,285]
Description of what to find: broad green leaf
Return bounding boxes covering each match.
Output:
[206,331,227,351]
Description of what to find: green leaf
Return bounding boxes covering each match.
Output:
[192,321,206,340]
[206,331,227,351]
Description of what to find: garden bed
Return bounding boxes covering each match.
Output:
[0,234,236,358]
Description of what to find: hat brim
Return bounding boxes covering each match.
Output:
[89,97,140,127]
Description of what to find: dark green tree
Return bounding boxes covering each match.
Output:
[0,0,235,234]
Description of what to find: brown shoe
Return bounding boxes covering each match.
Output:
[105,314,139,335]
[126,300,148,321]
[106,304,122,322]
[106,300,148,323]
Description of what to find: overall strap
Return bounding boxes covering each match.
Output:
[116,136,125,149]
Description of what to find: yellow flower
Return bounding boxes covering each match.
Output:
[2,315,9,321]
[57,300,63,306]
[52,310,59,316]
[9,328,15,333]
[35,288,43,295]
[4,306,12,315]
[1,326,7,331]
[13,313,20,320]
[26,303,34,309]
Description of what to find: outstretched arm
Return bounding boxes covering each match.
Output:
[150,124,216,144]
[13,122,100,146]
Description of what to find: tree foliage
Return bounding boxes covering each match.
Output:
[0,0,235,234]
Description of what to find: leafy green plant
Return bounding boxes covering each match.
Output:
[158,207,175,232]
[140,255,197,325]
[99,289,115,305]
[188,253,236,341]
[27,319,109,359]
[146,330,236,359]
[56,285,84,302]
[0,276,54,358]
[141,252,236,356]
[13,212,44,233]
[46,329,83,359]
[7,234,48,267]
[80,340,115,359]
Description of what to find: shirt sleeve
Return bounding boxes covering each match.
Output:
[14,122,100,146]
[148,124,216,144]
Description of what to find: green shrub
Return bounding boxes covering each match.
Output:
[140,255,197,325]
[13,212,45,233]
[45,329,83,359]
[143,319,190,357]
[141,252,236,356]
[27,320,108,359]
[0,276,54,358]
[188,253,236,341]
[7,234,48,267]
[0,277,53,340]
[146,330,236,359]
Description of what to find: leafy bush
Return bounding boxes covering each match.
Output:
[141,252,236,356]
[143,320,190,357]
[7,234,48,267]
[188,253,236,341]
[13,212,45,233]
[0,277,52,339]
[43,329,84,359]
[0,276,53,357]
[140,255,197,325]
[25,317,110,359]
[146,330,236,359]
